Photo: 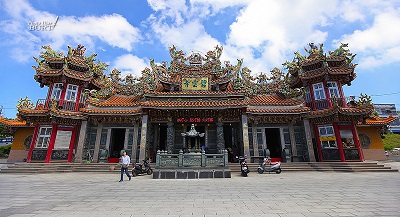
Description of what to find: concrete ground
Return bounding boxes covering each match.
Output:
[0,171,400,217]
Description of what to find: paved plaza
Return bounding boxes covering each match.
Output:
[0,171,400,217]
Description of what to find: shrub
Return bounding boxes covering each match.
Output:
[382,132,400,150]
[0,144,11,156]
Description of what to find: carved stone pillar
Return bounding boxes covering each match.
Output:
[132,122,139,163]
[123,127,129,150]
[139,115,148,162]
[289,123,297,158]
[166,122,174,153]
[303,119,316,162]
[92,123,103,162]
[105,128,111,153]
[74,120,87,162]
[252,121,259,156]
[183,126,187,149]
[204,125,208,149]
[242,114,250,158]
[216,121,225,151]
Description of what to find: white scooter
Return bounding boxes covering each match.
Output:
[257,157,281,174]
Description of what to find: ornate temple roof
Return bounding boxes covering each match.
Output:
[0,117,30,127]
[32,45,108,88]
[17,44,372,123]
[285,43,357,88]
[359,115,398,126]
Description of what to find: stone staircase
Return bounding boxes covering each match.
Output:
[0,161,398,173]
[228,161,399,173]
[0,162,124,173]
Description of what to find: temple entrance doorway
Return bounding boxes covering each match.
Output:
[158,125,167,151]
[109,128,125,161]
[224,124,238,162]
[265,128,282,161]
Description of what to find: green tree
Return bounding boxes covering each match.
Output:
[382,132,400,150]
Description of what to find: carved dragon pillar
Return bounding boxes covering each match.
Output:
[216,119,225,151]
[166,121,174,153]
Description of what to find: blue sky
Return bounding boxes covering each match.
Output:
[1,0,400,118]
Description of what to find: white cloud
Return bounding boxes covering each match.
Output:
[51,14,141,51]
[0,0,141,62]
[336,8,400,69]
[149,18,220,56]
[112,54,149,78]
[226,0,339,71]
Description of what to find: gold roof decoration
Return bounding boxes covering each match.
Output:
[16,97,34,111]
[86,68,148,101]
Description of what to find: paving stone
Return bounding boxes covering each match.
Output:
[0,172,399,216]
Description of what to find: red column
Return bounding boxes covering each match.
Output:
[67,125,78,163]
[45,84,53,108]
[323,81,332,107]
[59,83,67,107]
[333,122,345,162]
[337,82,346,107]
[314,124,323,162]
[309,84,317,110]
[45,124,58,163]
[27,125,40,163]
[351,125,364,161]
[75,86,82,111]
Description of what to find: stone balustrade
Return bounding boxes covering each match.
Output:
[156,149,229,168]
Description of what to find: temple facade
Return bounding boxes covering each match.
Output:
[3,43,395,164]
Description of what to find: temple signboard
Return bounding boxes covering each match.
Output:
[173,117,215,123]
[182,77,208,90]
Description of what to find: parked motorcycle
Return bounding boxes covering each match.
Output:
[132,159,153,176]
[257,157,281,174]
[238,156,250,177]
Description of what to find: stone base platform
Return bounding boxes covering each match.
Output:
[153,167,231,179]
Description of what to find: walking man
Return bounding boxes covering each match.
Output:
[119,150,132,182]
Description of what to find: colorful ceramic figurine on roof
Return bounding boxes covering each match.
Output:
[0,43,395,165]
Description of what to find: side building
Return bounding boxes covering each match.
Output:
[0,44,395,163]
[373,104,400,133]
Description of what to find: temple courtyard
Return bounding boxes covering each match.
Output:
[0,169,399,217]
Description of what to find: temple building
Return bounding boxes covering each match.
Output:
[1,43,396,164]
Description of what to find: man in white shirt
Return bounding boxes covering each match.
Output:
[119,150,132,182]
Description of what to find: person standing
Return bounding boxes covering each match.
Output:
[119,150,131,182]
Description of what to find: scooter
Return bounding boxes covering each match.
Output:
[238,156,250,177]
[132,159,153,176]
[257,157,281,174]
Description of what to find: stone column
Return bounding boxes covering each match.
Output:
[204,125,208,149]
[132,122,139,163]
[289,123,297,158]
[74,120,87,163]
[242,114,250,158]
[252,122,259,156]
[216,121,225,151]
[92,123,103,162]
[105,128,111,152]
[166,122,174,153]
[303,119,316,162]
[139,115,148,162]
[123,127,129,151]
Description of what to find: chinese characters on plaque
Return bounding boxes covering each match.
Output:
[182,77,208,90]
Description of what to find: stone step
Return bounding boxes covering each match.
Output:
[0,162,397,173]
[228,162,398,172]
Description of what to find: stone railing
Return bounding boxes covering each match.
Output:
[156,149,229,168]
